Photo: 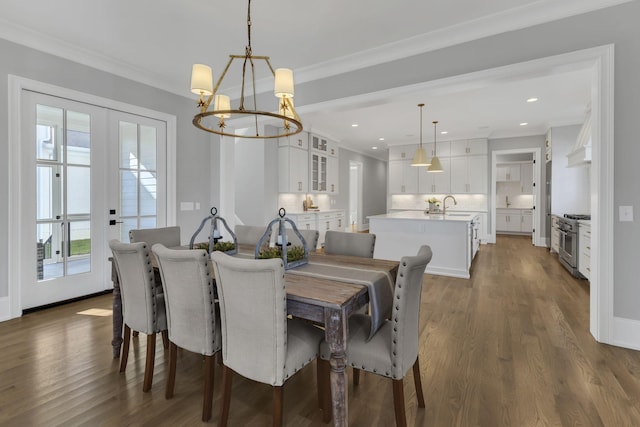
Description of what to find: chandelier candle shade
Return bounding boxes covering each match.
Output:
[428,121,444,172]
[411,103,431,167]
[190,0,302,139]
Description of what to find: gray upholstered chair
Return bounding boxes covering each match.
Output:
[129,226,181,247]
[108,240,168,392]
[286,228,319,252]
[323,230,376,258]
[152,244,222,422]
[318,245,433,427]
[234,224,270,246]
[211,252,324,427]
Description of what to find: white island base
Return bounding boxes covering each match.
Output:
[369,211,479,279]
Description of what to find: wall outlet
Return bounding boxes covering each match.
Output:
[619,205,633,222]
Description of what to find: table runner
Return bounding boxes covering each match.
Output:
[286,262,393,340]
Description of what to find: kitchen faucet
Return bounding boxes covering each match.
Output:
[443,195,457,215]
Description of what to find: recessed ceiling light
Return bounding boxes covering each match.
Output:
[351,124,358,127]
[372,146,378,150]
[520,122,528,126]
[526,97,539,103]
[440,131,448,135]
[378,137,385,141]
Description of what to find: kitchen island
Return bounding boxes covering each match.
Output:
[368,210,480,279]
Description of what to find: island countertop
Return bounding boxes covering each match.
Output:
[368,210,476,222]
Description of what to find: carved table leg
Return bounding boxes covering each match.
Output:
[324,307,348,427]
[110,260,123,359]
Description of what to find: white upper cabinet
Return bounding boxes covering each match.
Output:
[389,160,418,194]
[449,139,488,156]
[496,164,521,182]
[279,130,309,149]
[388,145,414,161]
[424,141,450,158]
[520,162,534,194]
[278,145,309,193]
[450,156,487,194]
[327,155,339,194]
[308,132,339,193]
[418,158,451,194]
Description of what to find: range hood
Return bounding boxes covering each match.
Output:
[567,107,592,167]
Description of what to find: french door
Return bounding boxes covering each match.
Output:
[20,91,167,309]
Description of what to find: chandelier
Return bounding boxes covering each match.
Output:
[189,0,302,139]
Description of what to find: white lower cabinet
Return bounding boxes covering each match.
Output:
[551,215,560,253]
[579,222,591,280]
[497,208,533,233]
[286,210,345,249]
[521,210,533,232]
[496,209,522,233]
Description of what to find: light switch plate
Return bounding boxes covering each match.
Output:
[619,205,633,222]
[180,202,194,211]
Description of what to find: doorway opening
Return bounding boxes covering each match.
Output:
[349,161,363,232]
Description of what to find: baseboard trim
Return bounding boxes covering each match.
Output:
[0,297,11,322]
[611,316,640,350]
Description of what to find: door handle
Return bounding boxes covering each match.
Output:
[109,220,124,226]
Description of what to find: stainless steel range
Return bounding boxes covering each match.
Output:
[558,214,590,278]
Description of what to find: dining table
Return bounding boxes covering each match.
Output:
[109,245,399,427]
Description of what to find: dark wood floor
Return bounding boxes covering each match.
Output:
[2,235,640,426]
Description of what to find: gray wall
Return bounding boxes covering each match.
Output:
[289,2,640,320]
[0,37,213,297]
[336,148,388,229]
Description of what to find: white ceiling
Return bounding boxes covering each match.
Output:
[0,0,626,159]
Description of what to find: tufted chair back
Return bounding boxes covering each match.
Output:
[286,228,319,252]
[152,244,221,356]
[389,245,433,379]
[234,224,271,246]
[323,230,376,258]
[109,240,166,335]
[129,226,181,248]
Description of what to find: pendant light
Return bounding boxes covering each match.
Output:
[428,120,443,173]
[411,104,431,166]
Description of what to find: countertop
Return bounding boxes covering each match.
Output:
[368,210,478,222]
[285,209,344,215]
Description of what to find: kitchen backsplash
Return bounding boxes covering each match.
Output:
[390,194,488,211]
[278,193,333,213]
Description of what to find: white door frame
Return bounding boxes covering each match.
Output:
[7,75,177,320]
[490,148,542,246]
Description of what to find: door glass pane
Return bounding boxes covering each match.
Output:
[139,217,157,229]
[36,164,63,220]
[36,105,63,161]
[139,125,157,170]
[118,119,159,234]
[121,171,138,216]
[139,171,157,216]
[68,220,91,275]
[120,218,139,242]
[37,222,63,280]
[66,111,90,166]
[67,166,90,216]
[120,121,138,168]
